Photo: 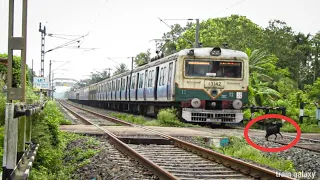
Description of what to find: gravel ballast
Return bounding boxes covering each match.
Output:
[66,135,158,180]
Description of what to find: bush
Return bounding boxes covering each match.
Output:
[30,101,99,179]
[157,108,187,127]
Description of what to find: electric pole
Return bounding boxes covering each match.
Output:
[39,23,46,77]
[32,59,33,87]
[195,19,200,48]
[105,68,112,78]
[49,60,52,98]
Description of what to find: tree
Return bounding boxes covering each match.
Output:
[175,15,265,51]
[113,63,129,76]
[134,49,151,66]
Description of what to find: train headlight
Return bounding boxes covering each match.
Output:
[211,102,216,107]
[188,49,194,56]
[232,99,243,110]
[191,98,201,108]
[210,47,221,56]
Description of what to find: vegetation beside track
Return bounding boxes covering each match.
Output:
[110,108,200,127]
[193,136,296,172]
[29,101,101,179]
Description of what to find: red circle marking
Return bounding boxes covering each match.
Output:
[244,114,301,152]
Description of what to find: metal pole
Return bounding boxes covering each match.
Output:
[2,104,17,179]
[32,59,33,87]
[131,57,134,71]
[195,19,200,48]
[49,60,51,98]
[3,0,28,178]
[299,102,304,124]
[17,0,28,165]
[39,22,46,77]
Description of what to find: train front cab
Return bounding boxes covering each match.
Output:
[176,47,249,125]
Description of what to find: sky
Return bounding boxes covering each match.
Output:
[0,0,319,82]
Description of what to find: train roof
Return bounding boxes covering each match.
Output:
[71,47,248,89]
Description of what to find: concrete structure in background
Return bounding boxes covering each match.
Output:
[51,78,78,99]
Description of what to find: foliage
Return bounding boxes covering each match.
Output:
[157,108,188,127]
[0,126,4,169]
[0,53,33,87]
[29,101,98,179]
[110,109,199,127]
[134,49,151,66]
[113,63,129,76]
[198,136,295,172]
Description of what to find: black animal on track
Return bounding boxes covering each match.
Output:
[265,122,283,141]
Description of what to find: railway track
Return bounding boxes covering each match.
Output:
[232,127,320,153]
[58,100,294,180]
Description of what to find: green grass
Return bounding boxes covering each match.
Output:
[243,119,320,133]
[28,101,101,180]
[281,122,320,133]
[110,108,200,127]
[195,136,296,172]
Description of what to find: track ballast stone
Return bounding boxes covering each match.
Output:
[72,136,158,180]
[251,137,320,180]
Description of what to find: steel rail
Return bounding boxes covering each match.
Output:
[233,126,320,143]
[58,101,179,180]
[268,140,320,153]
[60,100,295,180]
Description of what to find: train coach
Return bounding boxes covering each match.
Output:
[68,46,249,125]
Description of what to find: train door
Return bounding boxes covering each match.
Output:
[144,70,148,100]
[119,79,122,100]
[154,67,159,100]
[135,73,139,100]
[167,62,173,100]
[111,81,114,100]
[126,76,129,100]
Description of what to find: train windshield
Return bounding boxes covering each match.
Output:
[185,60,242,78]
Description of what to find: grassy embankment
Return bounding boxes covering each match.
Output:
[194,136,296,172]
[110,108,201,127]
[0,99,100,179]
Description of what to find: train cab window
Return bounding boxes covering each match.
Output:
[185,60,242,78]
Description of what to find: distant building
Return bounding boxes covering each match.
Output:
[51,78,78,99]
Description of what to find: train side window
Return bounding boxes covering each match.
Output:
[152,70,154,87]
[168,62,173,84]
[162,66,167,86]
[159,67,163,86]
[141,73,144,88]
[148,71,151,87]
[116,80,118,91]
[131,75,135,89]
[139,73,144,88]
[144,70,148,88]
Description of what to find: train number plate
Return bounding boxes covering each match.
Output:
[204,81,224,88]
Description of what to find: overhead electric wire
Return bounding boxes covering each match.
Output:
[158,17,194,46]
[214,0,247,16]
[45,33,89,53]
